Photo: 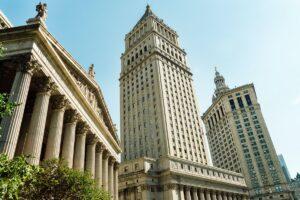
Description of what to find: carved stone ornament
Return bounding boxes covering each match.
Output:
[35,2,47,21]
[96,143,105,153]
[35,76,56,93]
[109,157,116,165]
[51,95,69,110]
[86,134,98,145]
[15,54,41,75]
[88,64,95,78]
[76,122,89,135]
[64,109,80,123]
[167,183,177,190]
[103,150,111,159]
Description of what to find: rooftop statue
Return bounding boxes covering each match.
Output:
[35,2,47,21]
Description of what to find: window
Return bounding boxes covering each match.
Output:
[245,94,253,106]
[237,97,244,108]
[229,99,236,111]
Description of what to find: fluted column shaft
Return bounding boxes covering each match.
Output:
[73,122,88,171]
[185,187,191,200]
[108,158,115,196]
[192,188,198,200]
[85,135,97,178]
[232,195,237,200]
[61,110,79,167]
[44,95,68,160]
[199,189,205,200]
[228,194,233,200]
[206,190,211,200]
[95,144,104,188]
[114,164,119,200]
[102,151,110,190]
[218,193,223,200]
[179,185,185,200]
[223,193,228,200]
[23,77,54,165]
[0,56,39,158]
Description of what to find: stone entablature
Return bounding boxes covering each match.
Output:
[0,10,12,29]
[160,156,246,187]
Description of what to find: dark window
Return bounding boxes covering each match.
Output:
[237,97,244,108]
[144,46,148,51]
[229,99,236,111]
[127,60,130,65]
[245,94,253,106]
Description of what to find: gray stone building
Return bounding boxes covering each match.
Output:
[119,6,249,200]
[0,4,121,199]
[202,70,294,200]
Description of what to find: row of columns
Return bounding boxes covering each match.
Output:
[0,54,119,199]
[177,185,248,200]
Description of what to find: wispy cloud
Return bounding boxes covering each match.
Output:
[292,95,300,105]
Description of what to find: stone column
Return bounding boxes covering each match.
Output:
[95,143,104,188]
[166,184,179,200]
[199,189,205,200]
[85,134,97,178]
[23,77,55,165]
[212,191,217,200]
[179,185,185,200]
[130,187,135,200]
[61,109,80,167]
[223,193,228,200]
[0,55,40,158]
[73,122,88,171]
[242,195,247,200]
[102,150,110,191]
[119,190,124,200]
[108,157,115,197]
[218,192,223,200]
[228,194,233,200]
[185,187,191,200]
[114,163,119,200]
[192,188,198,200]
[44,95,68,160]
[206,190,212,200]
[232,194,237,200]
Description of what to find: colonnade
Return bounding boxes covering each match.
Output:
[119,184,249,200]
[0,55,119,199]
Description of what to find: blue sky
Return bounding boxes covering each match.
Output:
[2,0,299,177]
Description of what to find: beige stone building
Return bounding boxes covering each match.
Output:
[119,6,249,200]
[0,4,121,199]
[202,70,294,200]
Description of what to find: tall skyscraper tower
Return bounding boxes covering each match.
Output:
[119,6,248,200]
[202,70,293,200]
[120,5,207,164]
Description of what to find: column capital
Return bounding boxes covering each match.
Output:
[109,157,116,165]
[86,134,98,145]
[114,162,120,170]
[96,142,105,153]
[166,183,178,190]
[35,76,56,94]
[103,150,111,159]
[15,54,41,75]
[51,95,69,110]
[76,122,89,135]
[65,109,80,123]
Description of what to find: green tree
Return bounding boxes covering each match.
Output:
[0,43,5,57]
[0,155,110,200]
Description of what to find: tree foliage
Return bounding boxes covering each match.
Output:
[0,43,5,57]
[0,93,17,136]
[0,155,110,200]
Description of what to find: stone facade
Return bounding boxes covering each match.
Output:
[119,6,249,200]
[202,70,294,200]
[0,6,120,199]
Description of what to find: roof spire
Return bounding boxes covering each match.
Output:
[212,67,229,102]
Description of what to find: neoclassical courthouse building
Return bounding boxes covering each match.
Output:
[0,4,121,200]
